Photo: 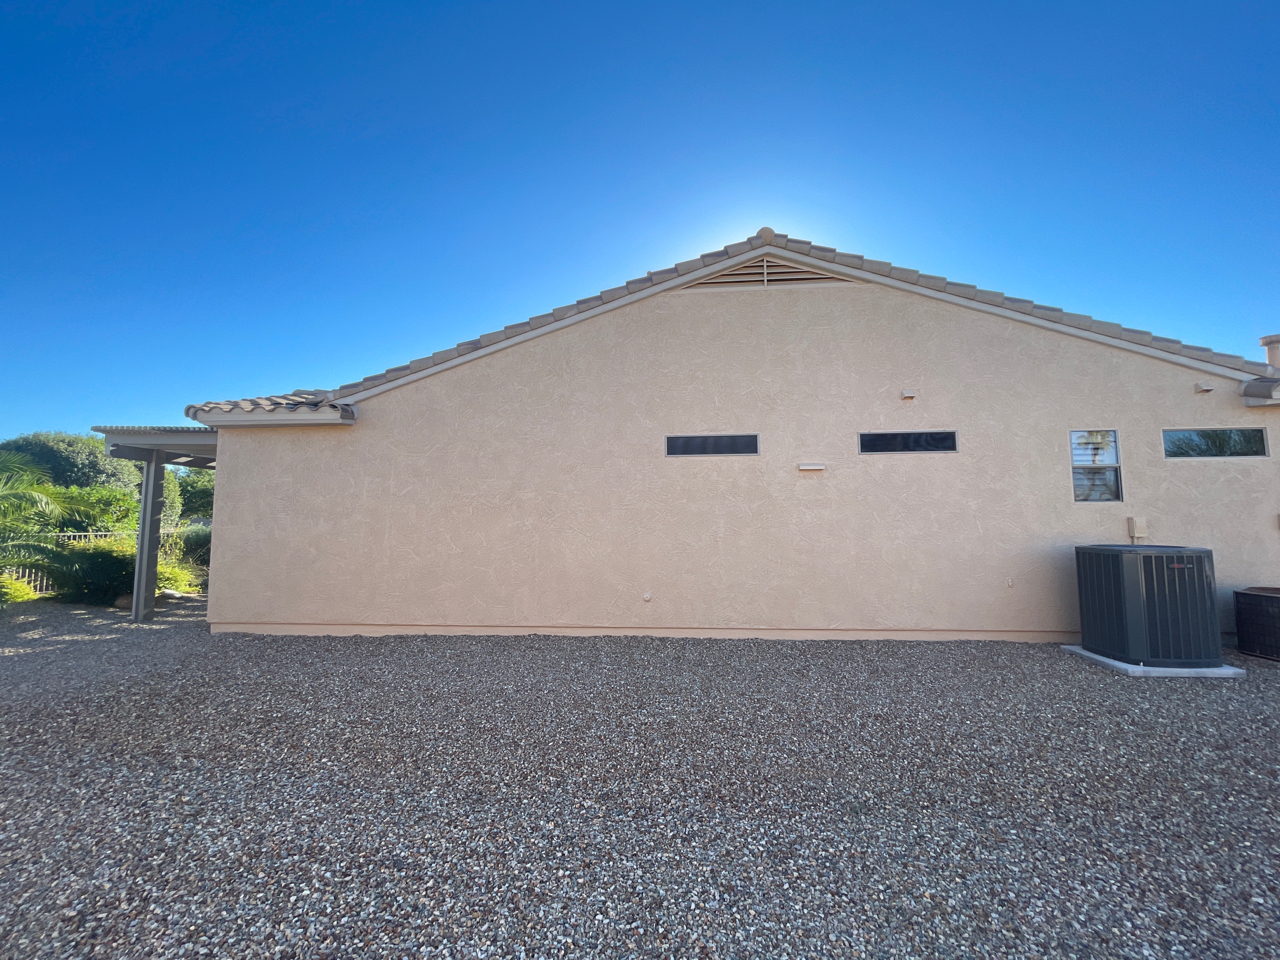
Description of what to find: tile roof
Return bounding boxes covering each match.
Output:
[186,392,350,416]
[186,229,1276,416]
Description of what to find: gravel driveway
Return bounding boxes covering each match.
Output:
[1,600,1277,959]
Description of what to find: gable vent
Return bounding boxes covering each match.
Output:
[692,257,858,288]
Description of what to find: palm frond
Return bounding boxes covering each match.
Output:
[0,450,52,484]
[0,452,114,572]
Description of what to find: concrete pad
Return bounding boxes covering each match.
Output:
[1062,645,1246,678]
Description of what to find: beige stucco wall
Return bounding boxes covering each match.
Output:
[207,281,1280,638]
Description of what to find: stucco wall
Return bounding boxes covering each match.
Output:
[207,282,1280,638]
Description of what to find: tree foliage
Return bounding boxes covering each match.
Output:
[177,468,215,518]
[0,432,140,489]
[55,486,140,532]
[0,451,104,573]
[162,468,183,528]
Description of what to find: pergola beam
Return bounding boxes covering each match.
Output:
[107,443,215,469]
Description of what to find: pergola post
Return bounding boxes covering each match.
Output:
[132,450,165,622]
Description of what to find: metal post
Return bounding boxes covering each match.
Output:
[132,451,164,622]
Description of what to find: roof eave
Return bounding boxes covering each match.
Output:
[187,404,357,427]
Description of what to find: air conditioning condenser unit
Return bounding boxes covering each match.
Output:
[1075,545,1222,668]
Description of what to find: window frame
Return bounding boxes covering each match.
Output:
[1161,427,1269,460]
[856,430,960,455]
[1069,429,1123,503]
[664,433,761,457]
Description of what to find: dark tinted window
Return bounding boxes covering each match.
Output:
[666,435,759,456]
[858,431,957,454]
[1163,429,1267,458]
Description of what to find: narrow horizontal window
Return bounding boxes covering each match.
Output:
[858,431,957,454]
[1163,428,1267,458]
[1070,430,1122,502]
[666,434,759,456]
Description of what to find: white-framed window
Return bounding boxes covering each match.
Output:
[1163,428,1268,458]
[1070,430,1122,502]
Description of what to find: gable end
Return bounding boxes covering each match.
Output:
[186,228,1278,423]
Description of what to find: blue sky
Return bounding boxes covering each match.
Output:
[3,1,1278,438]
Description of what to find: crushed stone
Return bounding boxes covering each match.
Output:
[2,599,1277,958]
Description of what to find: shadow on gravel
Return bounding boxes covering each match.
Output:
[0,598,208,698]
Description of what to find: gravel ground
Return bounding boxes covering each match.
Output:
[1,601,1278,959]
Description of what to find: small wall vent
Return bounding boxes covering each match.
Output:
[692,257,858,288]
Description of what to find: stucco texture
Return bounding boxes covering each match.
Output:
[208,282,1279,638]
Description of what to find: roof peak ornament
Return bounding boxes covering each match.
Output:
[756,227,776,243]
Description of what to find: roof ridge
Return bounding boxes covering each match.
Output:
[187,228,1276,415]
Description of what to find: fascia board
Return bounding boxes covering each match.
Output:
[335,253,760,404]
[191,408,356,427]
[101,433,219,456]
[319,248,1261,410]
[859,289,1255,384]
[757,249,1258,383]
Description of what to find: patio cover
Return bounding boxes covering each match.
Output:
[91,426,217,622]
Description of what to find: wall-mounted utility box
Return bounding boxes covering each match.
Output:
[1234,588,1280,661]
[1075,545,1221,668]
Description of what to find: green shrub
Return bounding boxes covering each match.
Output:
[178,525,212,565]
[0,575,41,605]
[50,539,136,605]
[156,563,194,593]
[49,536,205,605]
[184,565,208,593]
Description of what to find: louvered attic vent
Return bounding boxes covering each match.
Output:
[692,257,858,288]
